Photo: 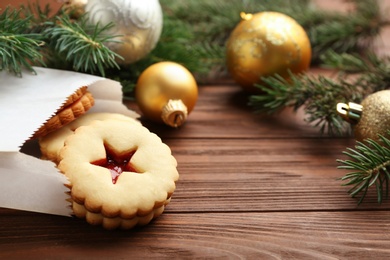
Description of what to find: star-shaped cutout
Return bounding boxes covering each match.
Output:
[91,145,140,184]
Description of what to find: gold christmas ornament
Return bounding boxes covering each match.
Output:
[62,0,88,18]
[226,11,312,93]
[85,0,163,64]
[135,61,198,127]
[337,90,390,142]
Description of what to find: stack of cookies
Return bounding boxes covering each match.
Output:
[33,88,179,230]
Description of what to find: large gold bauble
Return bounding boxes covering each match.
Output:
[135,61,198,127]
[226,12,312,93]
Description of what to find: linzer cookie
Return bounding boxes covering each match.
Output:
[57,119,179,230]
[39,112,140,164]
[31,86,94,139]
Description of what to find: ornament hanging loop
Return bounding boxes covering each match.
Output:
[337,102,363,124]
[161,99,188,128]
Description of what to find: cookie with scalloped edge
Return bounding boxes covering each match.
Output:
[58,119,179,229]
[31,87,94,139]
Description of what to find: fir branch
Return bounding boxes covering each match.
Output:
[320,50,372,73]
[322,51,390,93]
[337,134,390,204]
[21,1,56,27]
[249,51,390,135]
[163,0,310,40]
[249,74,356,135]
[306,0,385,62]
[43,15,122,77]
[248,72,360,135]
[0,7,44,76]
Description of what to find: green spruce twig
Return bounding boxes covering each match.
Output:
[43,15,122,77]
[248,71,360,135]
[337,134,390,204]
[249,51,390,135]
[0,3,123,77]
[306,0,385,62]
[322,51,390,93]
[0,7,45,76]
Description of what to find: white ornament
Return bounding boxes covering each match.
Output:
[85,0,163,64]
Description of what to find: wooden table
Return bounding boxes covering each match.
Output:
[1,79,390,258]
[2,1,390,259]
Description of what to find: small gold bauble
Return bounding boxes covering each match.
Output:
[135,61,198,127]
[226,11,312,93]
[355,90,390,142]
[337,90,390,142]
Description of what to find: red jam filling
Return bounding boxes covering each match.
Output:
[91,147,138,184]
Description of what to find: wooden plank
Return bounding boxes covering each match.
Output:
[165,138,390,212]
[1,210,390,259]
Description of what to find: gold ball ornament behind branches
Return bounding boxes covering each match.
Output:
[85,0,163,64]
[226,11,312,93]
[135,62,198,128]
[337,90,390,142]
[62,0,88,18]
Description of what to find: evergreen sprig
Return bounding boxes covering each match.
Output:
[0,4,122,77]
[0,7,44,76]
[337,134,390,204]
[322,51,390,93]
[306,0,384,62]
[249,51,390,135]
[44,15,122,77]
[248,72,358,135]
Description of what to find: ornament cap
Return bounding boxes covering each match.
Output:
[337,102,363,124]
[161,99,188,128]
[240,12,253,21]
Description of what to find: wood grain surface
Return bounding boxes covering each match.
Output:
[2,0,390,259]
